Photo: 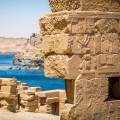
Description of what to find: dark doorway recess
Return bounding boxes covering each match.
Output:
[108,77,120,100]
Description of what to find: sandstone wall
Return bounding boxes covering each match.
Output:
[40,0,120,119]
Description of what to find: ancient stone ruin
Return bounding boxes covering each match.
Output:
[0,78,66,115]
[40,0,120,119]
[0,78,17,112]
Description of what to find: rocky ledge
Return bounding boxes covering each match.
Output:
[0,33,43,70]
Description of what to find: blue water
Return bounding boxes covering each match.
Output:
[0,54,15,66]
[0,54,65,91]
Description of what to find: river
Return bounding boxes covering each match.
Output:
[0,54,65,91]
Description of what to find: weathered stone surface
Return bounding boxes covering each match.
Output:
[41,12,120,76]
[1,86,17,95]
[0,78,16,86]
[0,78,17,112]
[49,0,120,12]
[40,12,120,35]
[60,104,73,120]
[42,34,102,55]
[44,55,68,78]
[38,90,66,115]
[44,55,81,79]
[40,1,120,119]
[41,34,71,55]
[19,90,39,112]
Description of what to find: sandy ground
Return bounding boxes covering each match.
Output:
[0,110,60,120]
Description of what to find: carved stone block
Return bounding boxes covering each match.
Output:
[44,55,81,79]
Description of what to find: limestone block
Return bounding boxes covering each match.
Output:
[38,92,47,98]
[49,0,120,12]
[59,90,66,100]
[39,105,48,113]
[101,33,119,54]
[95,19,119,34]
[40,14,69,35]
[41,34,71,55]
[0,92,16,99]
[43,90,59,98]
[98,54,120,70]
[1,85,17,94]
[25,100,38,107]
[44,55,81,79]
[0,78,16,86]
[0,99,16,112]
[44,55,67,78]
[75,74,108,104]
[0,78,17,112]
[60,104,73,120]
[46,97,59,104]
[71,18,95,34]
[20,99,38,112]
[20,93,37,102]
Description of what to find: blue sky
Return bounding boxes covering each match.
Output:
[0,0,50,38]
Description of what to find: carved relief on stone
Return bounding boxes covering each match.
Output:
[71,18,85,34]
[112,33,120,54]
[72,34,91,54]
[67,55,82,79]
[44,55,81,79]
[101,33,119,54]
[98,54,120,69]
[44,55,68,78]
[71,18,95,34]
[42,34,102,55]
[42,34,71,55]
[95,19,119,34]
[79,55,98,71]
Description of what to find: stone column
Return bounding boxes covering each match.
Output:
[40,0,120,119]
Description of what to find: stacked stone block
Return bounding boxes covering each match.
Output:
[38,90,66,115]
[40,0,120,119]
[19,90,39,112]
[41,12,120,79]
[0,78,17,112]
